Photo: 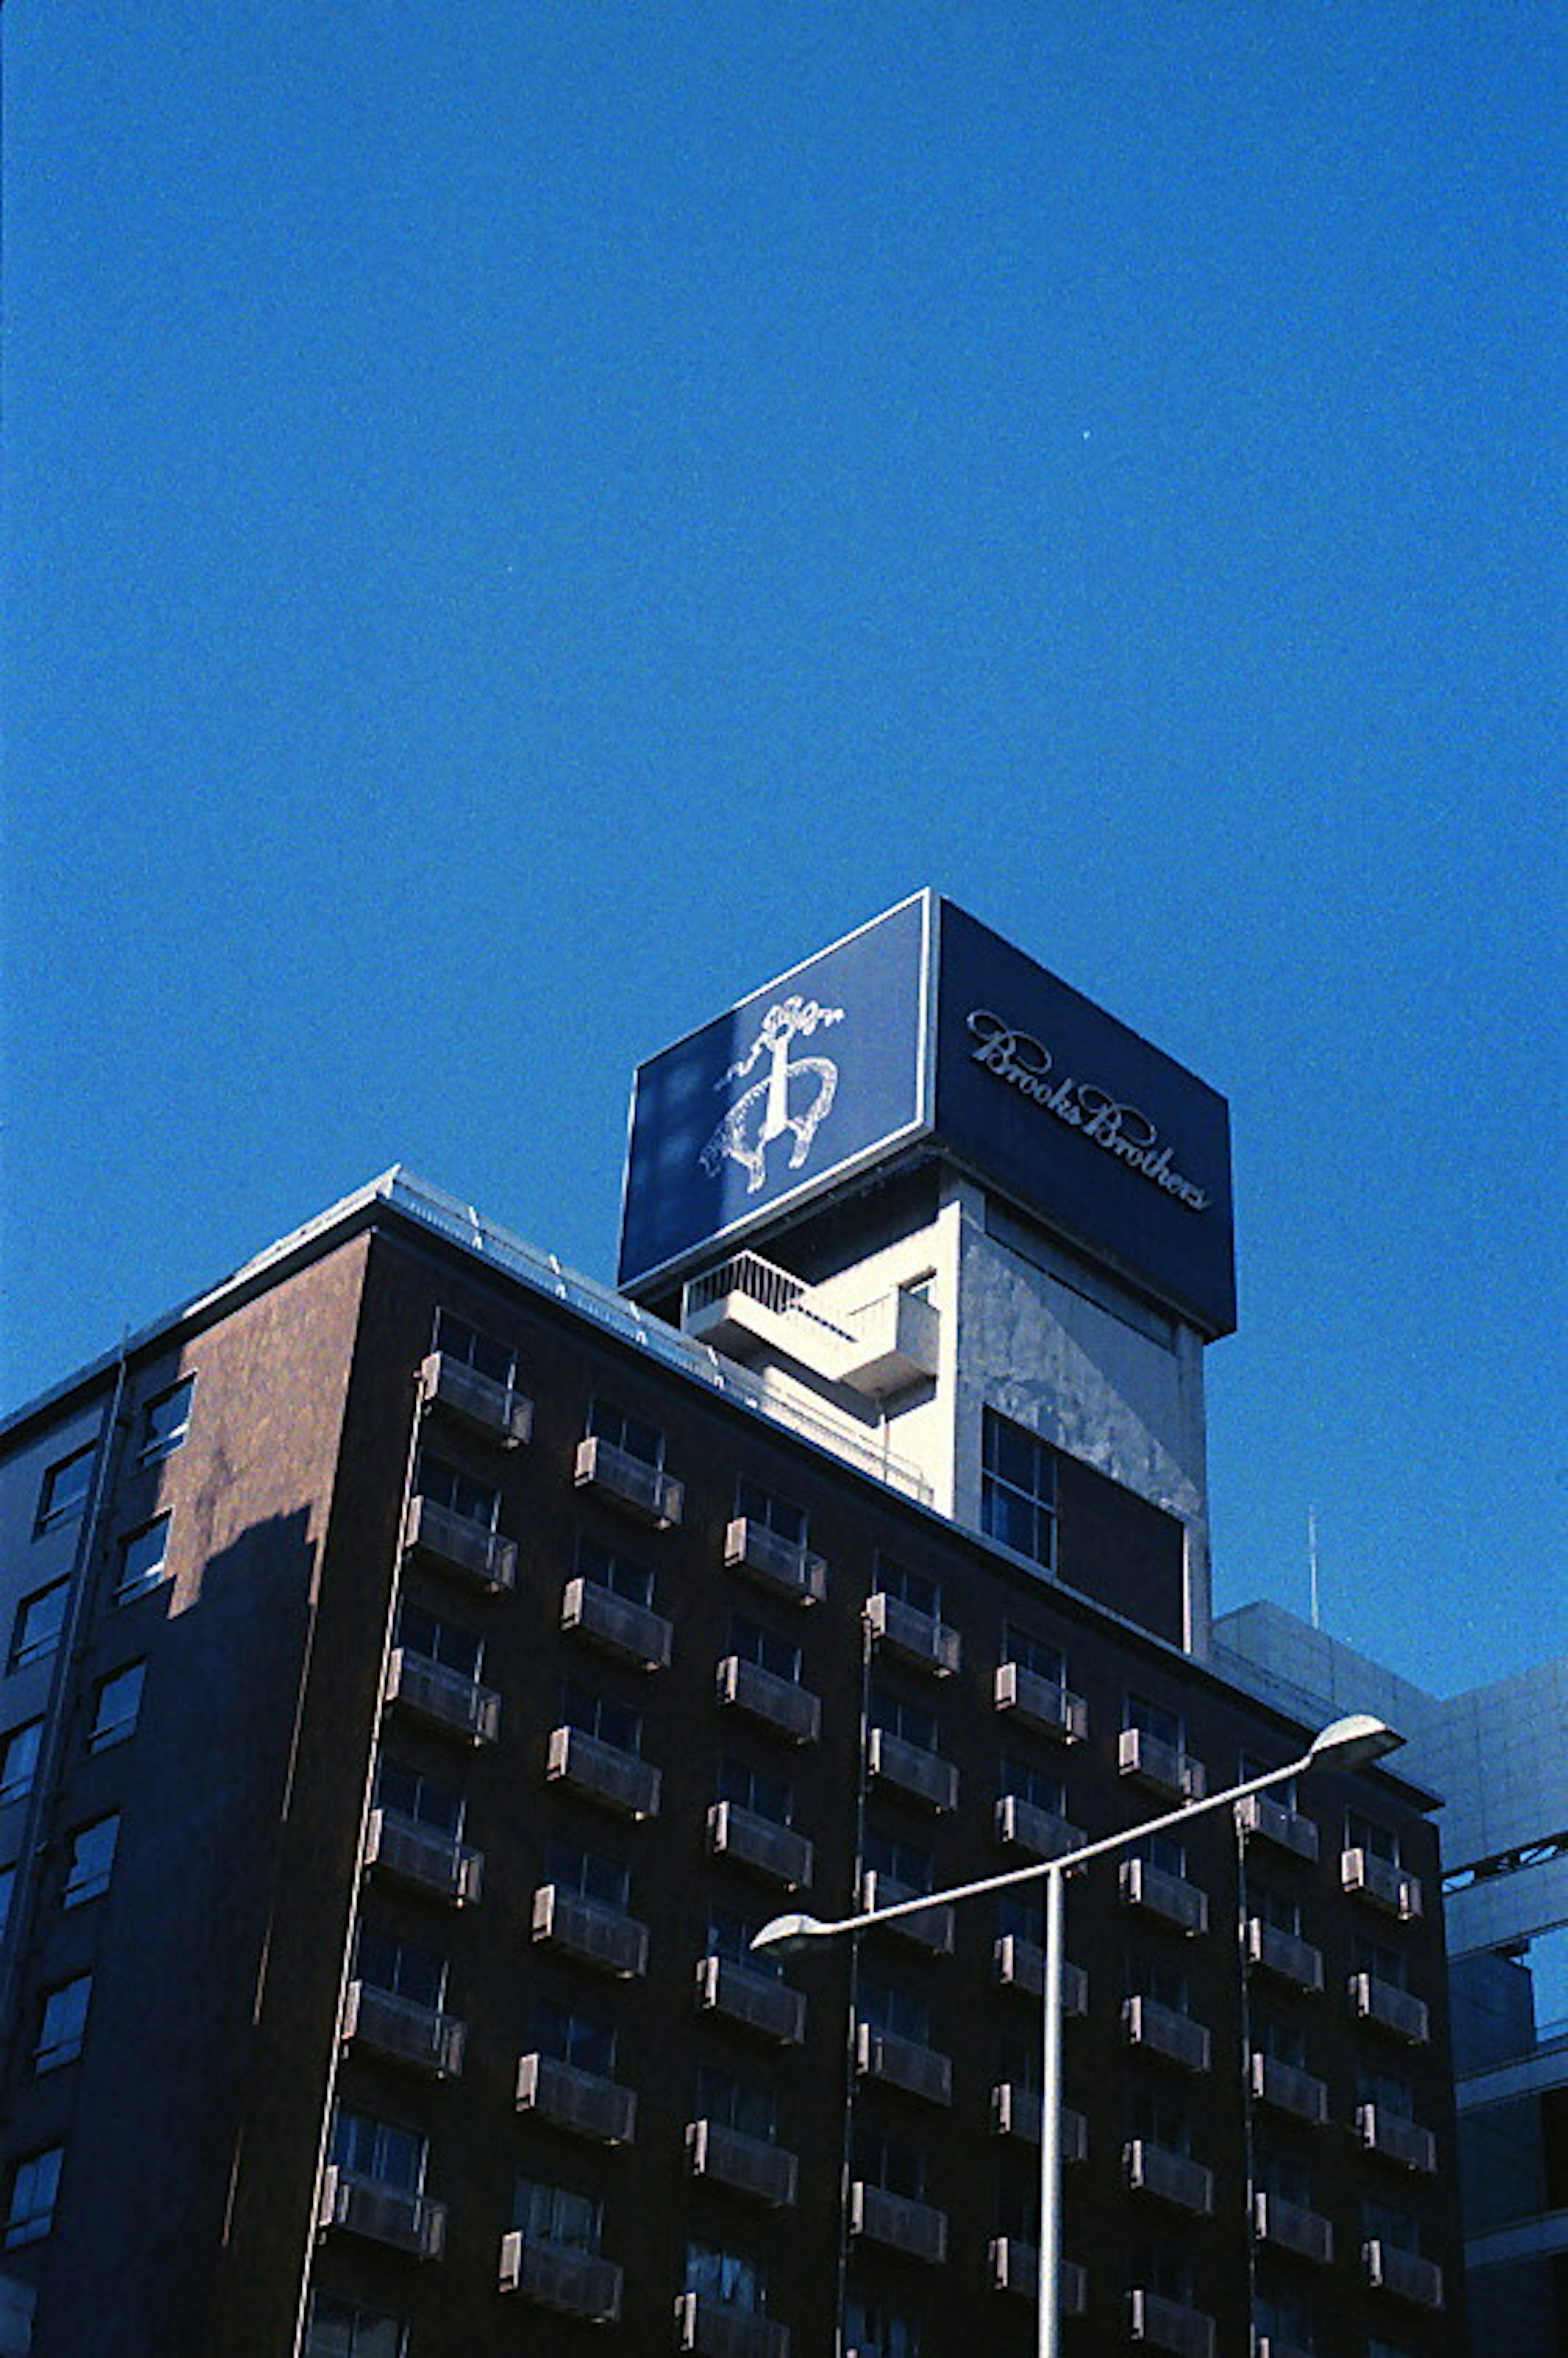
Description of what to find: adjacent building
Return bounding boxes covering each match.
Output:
[0,898,1467,2356]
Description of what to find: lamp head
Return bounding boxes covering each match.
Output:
[751,1912,829,1956]
[1306,1712,1403,1773]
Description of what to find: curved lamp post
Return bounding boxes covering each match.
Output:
[755,1711,1402,2358]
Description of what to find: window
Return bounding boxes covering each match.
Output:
[62,1814,118,1908]
[734,1478,806,1548]
[547,1840,629,1912]
[305,2293,408,2358]
[998,1889,1043,1944]
[89,1661,145,1751]
[998,2030,1043,2097]
[535,1999,617,2079]
[981,1410,1056,1569]
[576,1538,655,1608]
[9,1580,71,1671]
[1347,1810,1401,1865]
[513,2175,602,2253]
[1241,1750,1298,1805]
[869,1688,938,1753]
[874,1557,940,1619]
[1357,2065,1417,2120]
[717,1756,793,1826]
[1252,1883,1304,1937]
[859,1977,930,2045]
[116,1515,172,1603]
[35,1445,96,1534]
[140,1376,194,1461]
[332,2108,425,2192]
[434,1310,517,1390]
[0,1864,13,1942]
[0,1721,42,1808]
[560,1681,642,1754]
[375,1759,463,1838]
[1131,1830,1187,1879]
[1362,2197,1420,2249]
[4,2146,63,2247]
[1129,2090,1193,2151]
[36,1973,92,2071]
[1254,2014,1308,2069]
[395,1601,483,1680]
[589,1399,665,1469]
[864,1830,932,1888]
[844,2296,922,2358]
[695,2065,776,2142]
[708,1905,781,1978]
[1354,1933,1409,1988]
[851,2126,926,2200]
[685,2241,768,2314]
[1001,1623,1065,1686]
[414,1450,500,1532]
[1131,2241,1194,2303]
[728,1614,801,1683]
[999,1754,1065,1815]
[1253,2294,1316,2355]
[1254,2148,1311,2205]
[355,1926,445,2012]
[1126,1693,1183,1749]
[1131,1956,1190,2013]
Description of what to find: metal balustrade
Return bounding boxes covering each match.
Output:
[1118,1727,1205,1801]
[1342,1848,1422,1921]
[1348,1972,1430,2044]
[1363,2239,1444,2308]
[384,1647,501,1744]
[560,1576,673,1670]
[401,1493,517,1591]
[362,1809,483,1906]
[854,2021,953,2105]
[418,1349,533,1447]
[1127,2288,1216,2357]
[574,1435,684,1528]
[342,1979,466,2077]
[1124,2139,1214,2215]
[515,2051,637,2144]
[674,2291,790,2358]
[993,1661,1088,1742]
[497,2231,622,2322]
[859,1870,953,1954]
[848,2181,948,2263]
[1245,1917,1324,1992]
[991,2084,1087,2160]
[866,1727,958,1812]
[530,1883,648,1978]
[1121,1995,1212,2074]
[686,2117,799,2206]
[318,2167,446,2259]
[996,1794,1087,1861]
[864,1591,961,1677]
[695,1955,806,2044]
[708,1801,813,1891]
[1234,1788,1319,1862]
[1253,2191,1333,2264]
[988,2241,1087,2311]
[715,1654,821,1744]
[546,1724,662,1820]
[1250,2051,1328,2125]
[993,1935,1087,2015]
[1119,1856,1209,1936]
[1356,2103,1437,2173]
[724,1518,828,1604]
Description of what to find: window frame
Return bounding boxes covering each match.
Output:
[0,1719,44,1808]
[35,1444,96,1535]
[8,1579,72,1672]
[62,1813,119,1909]
[138,1376,195,1463]
[88,1661,146,1752]
[116,1513,173,1605]
[4,2146,63,2248]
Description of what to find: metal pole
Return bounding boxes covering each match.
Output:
[1038,1861,1063,2358]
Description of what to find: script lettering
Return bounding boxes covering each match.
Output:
[964,1009,1210,1213]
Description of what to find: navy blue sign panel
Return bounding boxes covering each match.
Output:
[931,901,1236,1336]
[617,895,931,1291]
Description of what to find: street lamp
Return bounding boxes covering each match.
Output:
[754,1711,1402,2358]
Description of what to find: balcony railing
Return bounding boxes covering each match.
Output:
[1348,1972,1429,2045]
[1120,1857,1209,1936]
[1342,1848,1422,1921]
[1245,1917,1324,1992]
[855,2020,952,2105]
[546,1724,662,1820]
[1122,1995,1212,2074]
[724,1519,827,1604]
[866,1727,958,1812]
[401,1493,517,1591]
[1249,2051,1328,2126]
[1363,2240,1444,2309]
[991,2084,1087,2161]
[695,1955,806,2045]
[384,1647,501,1745]
[716,1654,821,1745]
[993,1662,1088,1743]
[686,2117,799,2207]
[362,1808,483,1906]
[1118,1727,1205,1802]
[342,1979,466,2077]
[993,1935,1087,2015]
[1124,2140,1214,2215]
[516,2051,637,2144]
[864,1592,961,1677]
[318,2167,446,2259]
[859,1870,953,1955]
[1234,1789,1319,1862]
[1253,2338,1317,2358]
[560,1576,673,1671]
[574,1435,684,1529]
[498,2231,622,2322]
[988,2242,1087,2312]
[1127,2287,1216,2357]
[1356,2104,1437,2174]
[848,2181,948,2264]
[531,1883,648,1978]
[708,1801,814,1891]
[418,1349,533,1448]
[1253,2191,1333,2265]
[675,2291,790,2358]
[996,1795,1086,1861]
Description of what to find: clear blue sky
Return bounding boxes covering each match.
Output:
[4,3,1561,1695]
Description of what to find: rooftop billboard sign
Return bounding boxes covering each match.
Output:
[618,892,1236,1336]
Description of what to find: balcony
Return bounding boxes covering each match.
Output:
[1234,1789,1319,1863]
[546,1724,662,1821]
[993,1662,1088,1743]
[384,1648,501,1745]
[1348,1972,1430,2045]
[1118,1727,1205,1803]
[855,2020,952,2105]
[724,1518,827,1605]
[1124,2140,1214,2215]
[574,1435,683,1529]
[531,1883,648,1978]
[1120,1857,1209,1937]
[708,1802,814,1891]
[859,1870,953,1955]
[864,1592,961,1677]
[686,2117,799,2206]
[318,2167,446,2259]
[866,1727,958,1812]
[695,1954,806,2045]
[401,1493,516,1591]
[498,2230,622,2323]
[418,1348,533,1448]
[1253,2191,1333,2265]
[683,1250,938,1398]
[991,2084,1087,2161]
[996,1794,1086,1862]
[715,1654,821,1745]
[363,1809,483,1907]
[1127,2288,1216,2358]
[1249,2052,1328,2126]
[560,1576,673,1671]
[988,2241,1087,2311]
[341,1979,465,2077]
[1342,1849,1422,1921]
[1245,1918,1324,1993]
[993,1935,1087,2015]
[848,2181,948,2264]
[1363,2240,1444,2309]
[516,2051,637,2144]
[675,2291,790,2358]
[1356,2104,1437,2174]
[1253,2340,1316,2358]
[1122,1996,1211,2074]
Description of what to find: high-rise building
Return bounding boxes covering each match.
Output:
[0,898,1466,2357]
